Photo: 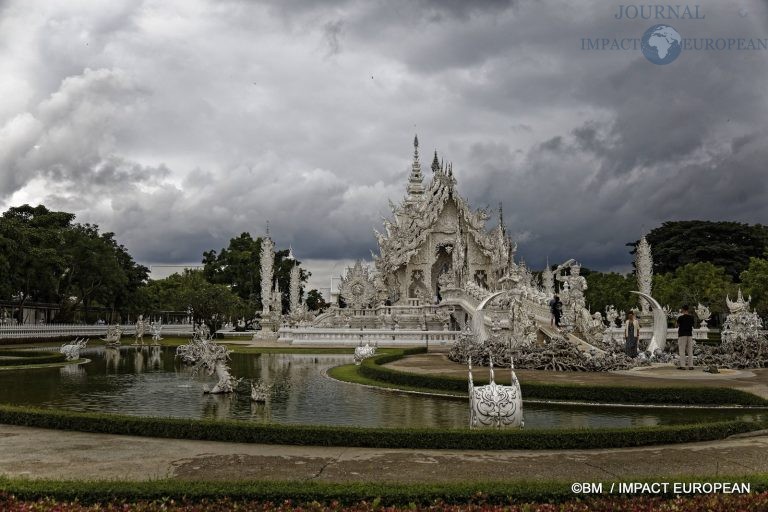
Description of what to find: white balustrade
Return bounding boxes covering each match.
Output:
[0,323,195,339]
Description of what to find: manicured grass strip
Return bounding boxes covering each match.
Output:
[0,404,763,450]
[1,476,767,506]
[0,349,66,367]
[355,350,768,406]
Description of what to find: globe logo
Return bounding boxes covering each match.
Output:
[641,24,682,65]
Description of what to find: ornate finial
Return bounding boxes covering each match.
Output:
[265,220,270,237]
[431,150,440,173]
[448,162,453,176]
[287,245,295,260]
[406,134,424,201]
[498,202,504,227]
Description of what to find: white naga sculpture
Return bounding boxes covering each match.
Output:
[150,321,163,344]
[176,325,240,394]
[722,289,764,354]
[635,236,653,313]
[695,303,711,329]
[354,340,377,365]
[60,338,87,361]
[134,315,148,345]
[467,356,523,429]
[631,291,665,354]
[102,324,122,346]
[250,380,272,403]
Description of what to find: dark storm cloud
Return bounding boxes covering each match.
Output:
[1,0,767,279]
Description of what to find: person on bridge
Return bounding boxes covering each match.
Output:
[549,294,563,328]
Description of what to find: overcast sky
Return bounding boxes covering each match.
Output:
[1,0,767,292]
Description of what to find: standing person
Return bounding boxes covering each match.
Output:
[624,311,640,358]
[550,294,563,328]
[676,304,695,370]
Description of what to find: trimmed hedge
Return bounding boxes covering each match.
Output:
[0,404,763,450]
[357,350,768,406]
[0,349,66,367]
[1,476,768,506]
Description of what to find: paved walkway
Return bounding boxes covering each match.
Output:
[387,353,768,399]
[2,424,768,482]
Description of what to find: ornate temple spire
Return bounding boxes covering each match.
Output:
[405,134,425,201]
[431,150,440,173]
[635,235,653,313]
[498,202,505,232]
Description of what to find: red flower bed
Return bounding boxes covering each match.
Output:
[2,493,768,511]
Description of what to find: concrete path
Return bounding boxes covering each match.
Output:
[2,424,768,482]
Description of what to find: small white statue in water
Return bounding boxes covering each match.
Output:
[134,315,148,345]
[60,338,87,361]
[102,324,122,346]
[353,340,377,365]
[176,325,240,394]
[467,356,524,429]
[250,380,272,403]
[150,321,163,345]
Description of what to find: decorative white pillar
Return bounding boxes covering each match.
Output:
[635,236,653,313]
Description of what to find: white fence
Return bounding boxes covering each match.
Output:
[0,323,195,340]
[278,327,459,347]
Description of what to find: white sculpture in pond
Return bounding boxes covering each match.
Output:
[102,324,122,346]
[354,340,377,365]
[467,356,524,429]
[176,325,240,394]
[134,315,148,345]
[150,321,163,344]
[60,338,87,361]
[250,380,272,403]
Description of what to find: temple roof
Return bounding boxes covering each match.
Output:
[374,139,514,274]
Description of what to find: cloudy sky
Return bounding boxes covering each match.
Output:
[1,0,767,292]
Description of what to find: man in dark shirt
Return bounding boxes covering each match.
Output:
[676,304,695,370]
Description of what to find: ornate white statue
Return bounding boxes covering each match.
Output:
[176,325,240,394]
[102,324,122,346]
[354,340,377,365]
[150,321,163,344]
[250,380,272,403]
[339,260,377,309]
[722,289,765,355]
[60,338,87,361]
[635,236,653,313]
[695,303,711,329]
[467,356,523,429]
[134,315,148,345]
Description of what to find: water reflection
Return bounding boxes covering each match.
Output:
[0,346,763,430]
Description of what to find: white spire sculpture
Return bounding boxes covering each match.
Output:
[635,235,653,313]
[260,226,275,315]
[542,258,554,297]
[288,247,301,314]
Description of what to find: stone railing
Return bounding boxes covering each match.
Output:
[278,327,459,347]
[0,323,195,339]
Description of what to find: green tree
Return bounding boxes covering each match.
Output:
[202,233,309,314]
[140,270,242,331]
[740,257,768,317]
[628,221,768,280]
[584,272,637,314]
[305,289,330,312]
[652,262,736,322]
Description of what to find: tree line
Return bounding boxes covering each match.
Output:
[1,205,765,326]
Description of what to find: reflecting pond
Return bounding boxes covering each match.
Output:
[0,346,764,429]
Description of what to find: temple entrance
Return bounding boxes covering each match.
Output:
[431,244,453,301]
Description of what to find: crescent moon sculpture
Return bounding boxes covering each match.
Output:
[631,291,667,354]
